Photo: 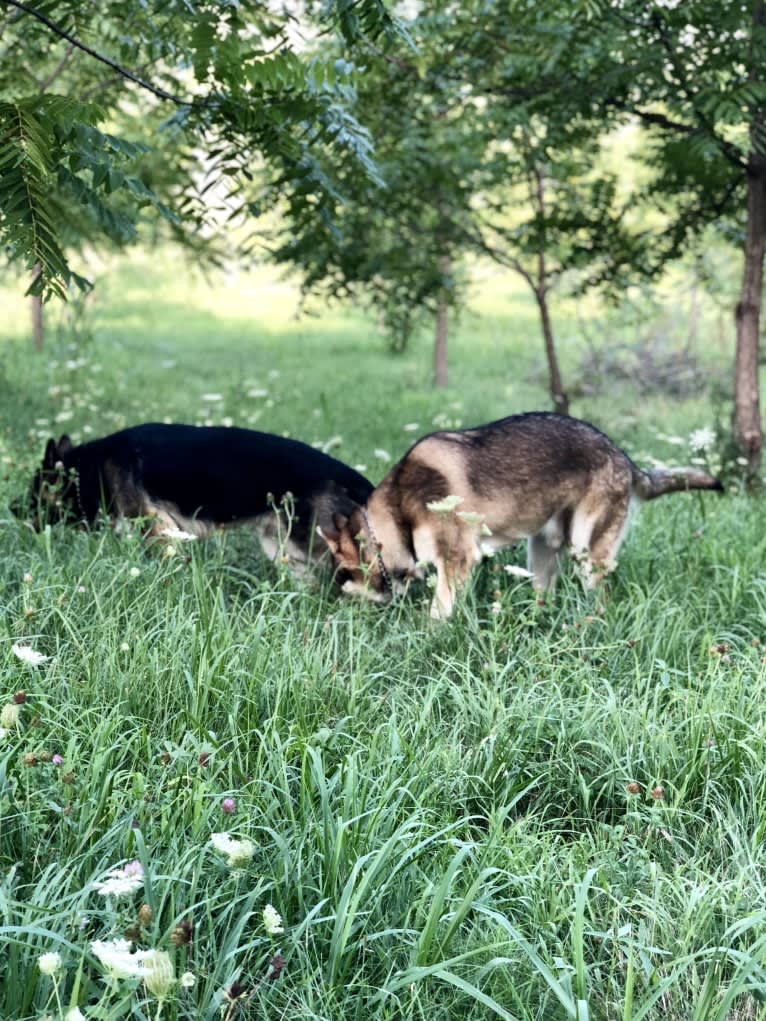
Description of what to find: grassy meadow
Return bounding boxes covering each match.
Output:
[0,249,765,1020]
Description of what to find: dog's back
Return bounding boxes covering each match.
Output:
[334,412,722,618]
[25,423,373,564]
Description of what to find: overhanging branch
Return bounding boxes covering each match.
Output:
[0,0,192,106]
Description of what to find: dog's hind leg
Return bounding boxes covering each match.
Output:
[586,498,631,590]
[527,514,566,592]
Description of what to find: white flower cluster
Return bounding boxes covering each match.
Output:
[90,940,177,997]
[689,426,716,454]
[93,860,144,898]
[426,494,463,514]
[210,832,255,868]
[12,642,49,666]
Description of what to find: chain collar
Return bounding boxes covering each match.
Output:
[361,507,392,595]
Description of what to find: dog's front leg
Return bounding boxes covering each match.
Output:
[431,560,457,619]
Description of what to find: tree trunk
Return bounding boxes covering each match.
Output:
[433,256,450,388]
[31,262,43,350]
[535,285,569,415]
[734,154,765,480]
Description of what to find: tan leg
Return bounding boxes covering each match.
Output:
[414,524,480,620]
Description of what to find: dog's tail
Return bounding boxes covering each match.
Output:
[633,467,724,501]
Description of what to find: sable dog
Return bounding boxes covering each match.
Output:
[320,412,723,619]
[22,423,373,572]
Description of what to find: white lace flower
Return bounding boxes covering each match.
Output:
[689,427,716,453]
[210,832,255,868]
[180,971,196,988]
[262,903,284,935]
[456,510,485,527]
[426,494,463,514]
[38,951,63,976]
[93,860,144,898]
[90,939,143,979]
[160,527,197,541]
[504,565,534,579]
[12,642,49,666]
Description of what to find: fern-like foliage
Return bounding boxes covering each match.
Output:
[0,98,75,298]
[0,95,182,299]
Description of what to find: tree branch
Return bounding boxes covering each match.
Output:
[0,0,193,106]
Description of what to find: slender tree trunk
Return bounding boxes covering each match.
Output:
[535,284,568,415]
[433,255,450,388]
[531,165,568,415]
[31,262,43,350]
[734,153,765,480]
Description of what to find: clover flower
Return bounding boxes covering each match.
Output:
[262,904,284,935]
[210,832,255,868]
[180,971,196,988]
[38,950,63,976]
[93,860,144,898]
[221,797,236,815]
[11,642,49,666]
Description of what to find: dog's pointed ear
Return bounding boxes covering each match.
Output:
[316,524,340,556]
[332,512,349,534]
[57,435,74,456]
[43,438,59,469]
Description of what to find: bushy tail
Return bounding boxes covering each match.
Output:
[633,467,724,501]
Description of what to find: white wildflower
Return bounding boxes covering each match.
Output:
[689,427,716,453]
[180,971,196,988]
[456,510,485,527]
[12,642,49,666]
[129,567,141,577]
[22,572,33,584]
[138,949,175,998]
[38,951,63,976]
[159,527,197,542]
[201,393,223,402]
[491,601,502,616]
[0,727,8,740]
[426,494,463,514]
[93,860,144,898]
[354,464,368,473]
[247,388,269,398]
[403,422,420,432]
[90,938,143,979]
[504,565,534,579]
[210,832,255,868]
[65,1008,86,1021]
[262,903,284,935]
[373,448,391,463]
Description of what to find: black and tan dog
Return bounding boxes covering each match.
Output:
[22,422,373,573]
[320,412,723,618]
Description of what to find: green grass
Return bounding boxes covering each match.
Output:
[1,250,765,1020]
